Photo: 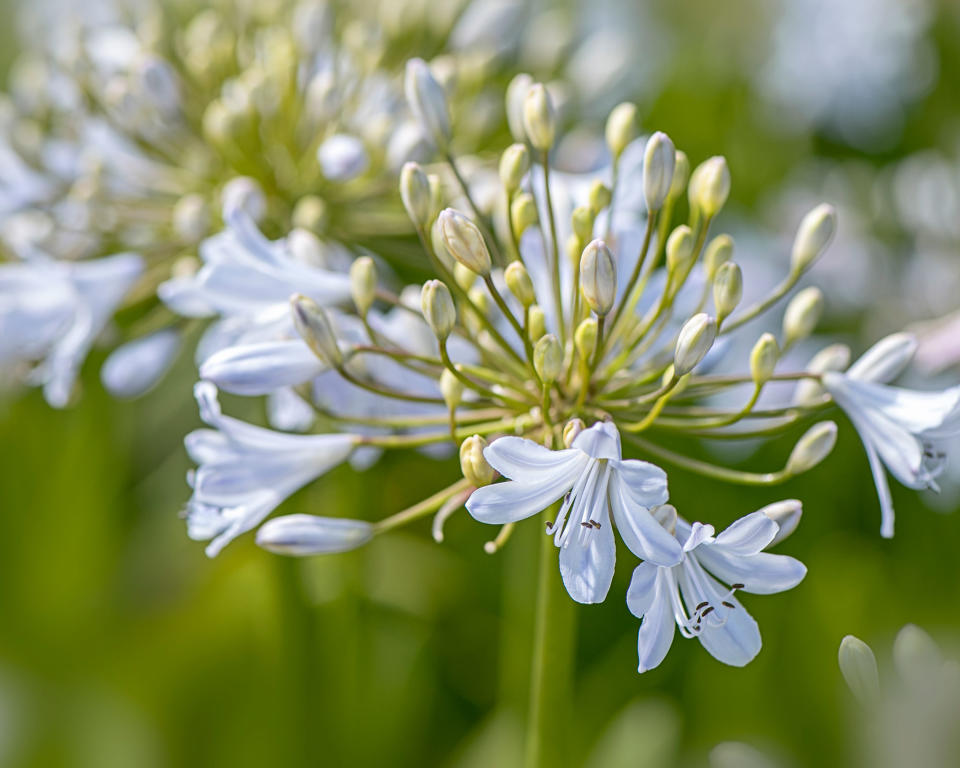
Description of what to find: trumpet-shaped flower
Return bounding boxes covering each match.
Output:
[627,508,806,673]
[822,333,960,537]
[466,421,681,604]
[185,382,356,557]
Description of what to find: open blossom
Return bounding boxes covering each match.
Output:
[185,382,357,557]
[822,333,960,537]
[627,506,806,672]
[466,422,682,604]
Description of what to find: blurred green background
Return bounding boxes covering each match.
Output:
[3,1,960,766]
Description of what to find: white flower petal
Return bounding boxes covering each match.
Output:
[695,548,807,594]
[864,441,896,538]
[465,470,577,525]
[200,340,324,395]
[101,330,180,398]
[712,511,779,556]
[558,520,616,604]
[847,332,917,383]
[683,570,762,667]
[571,421,622,460]
[626,561,659,618]
[609,479,682,566]
[482,435,586,479]
[682,521,715,551]
[636,569,677,673]
[256,514,373,555]
[613,457,669,508]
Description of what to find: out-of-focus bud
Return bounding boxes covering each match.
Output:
[173,194,210,242]
[400,161,432,229]
[528,305,546,341]
[350,256,376,316]
[291,293,342,366]
[505,72,534,143]
[786,421,837,475]
[703,234,734,280]
[666,225,695,276]
[454,263,476,293]
[688,156,730,218]
[565,234,581,267]
[222,176,266,221]
[430,217,454,271]
[499,143,530,195]
[579,239,616,316]
[643,131,676,213]
[674,313,717,376]
[653,504,678,535]
[605,102,638,160]
[428,173,443,217]
[292,195,329,234]
[759,499,802,546]
[440,368,463,410]
[668,150,689,202]
[317,133,367,181]
[588,180,612,213]
[782,287,824,347]
[575,317,598,361]
[523,83,556,153]
[893,624,942,686]
[505,261,535,307]
[468,286,490,317]
[750,333,780,386]
[839,635,880,704]
[460,435,495,487]
[791,203,837,275]
[571,205,594,244]
[563,418,586,448]
[510,193,538,237]
[404,58,450,149]
[288,228,327,267]
[713,261,742,325]
[421,279,456,340]
[794,343,851,405]
[438,208,492,275]
[533,333,563,383]
[256,514,373,556]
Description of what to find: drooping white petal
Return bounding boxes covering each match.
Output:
[626,561,659,618]
[694,548,807,594]
[571,421,622,460]
[256,514,373,555]
[613,457,669,508]
[465,466,580,524]
[827,373,960,436]
[609,479,682,566]
[200,339,324,395]
[864,440,896,538]
[847,332,917,384]
[634,569,677,673]
[712,511,779,556]
[559,514,616,604]
[482,435,586,479]
[842,397,927,490]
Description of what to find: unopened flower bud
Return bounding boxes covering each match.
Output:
[605,102,638,160]
[421,279,456,340]
[791,203,837,275]
[794,343,852,405]
[438,208,491,275]
[505,261,535,307]
[499,143,530,195]
[173,194,210,242]
[400,161,432,229]
[750,333,780,386]
[713,261,742,325]
[528,305,546,341]
[460,435,495,487]
[704,234,734,280]
[759,500,802,546]
[505,72,534,142]
[454,263,476,293]
[292,195,329,234]
[689,156,730,218]
[786,421,837,475]
[839,635,879,704]
[468,286,489,316]
[533,333,563,383]
[404,57,450,149]
[674,313,717,376]
[666,225,695,276]
[571,205,594,243]
[510,193,538,237]
[668,150,689,201]
[575,317,598,360]
[288,228,326,267]
[653,504,678,535]
[563,418,586,448]
[588,180,612,213]
[440,368,463,409]
[256,514,373,556]
[580,239,616,316]
[643,131,676,212]
[222,176,266,222]
[565,234,581,266]
[350,256,376,316]
[782,287,824,346]
[523,83,556,152]
[291,293,342,366]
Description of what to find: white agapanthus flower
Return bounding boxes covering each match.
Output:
[466,421,682,604]
[185,381,357,557]
[627,507,806,672]
[821,333,960,538]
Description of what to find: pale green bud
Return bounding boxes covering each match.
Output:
[523,83,556,152]
[499,143,530,195]
[454,263,476,293]
[666,225,695,275]
[292,195,329,234]
[400,161,432,229]
[579,239,616,316]
[759,499,802,546]
[791,203,837,274]
[468,286,489,316]
[588,180,612,213]
[782,287,824,346]
[428,174,443,219]
[404,57,450,148]
[704,234,734,280]
[689,156,730,218]
[563,418,586,448]
[510,193,538,237]
[643,131,676,212]
[533,333,563,383]
[893,624,942,686]
[575,317,598,360]
[674,313,717,376]
[668,150,689,202]
[350,256,377,316]
[839,635,879,704]
[750,333,780,386]
[291,293,342,367]
[786,421,837,475]
[460,435,495,487]
[571,205,594,243]
[440,368,463,410]
[528,305,546,342]
[712,261,742,325]
[565,234,581,267]
[172,194,210,242]
[505,72,534,142]
[505,261,535,307]
[605,102,638,160]
[794,343,852,405]
[420,279,456,340]
[438,208,492,275]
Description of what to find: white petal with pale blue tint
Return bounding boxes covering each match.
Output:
[256,514,373,555]
[101,329,180,398]
[200,339,324,395]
